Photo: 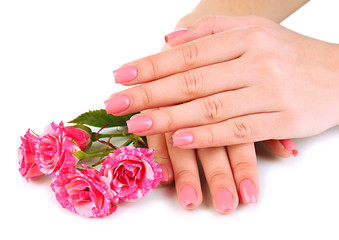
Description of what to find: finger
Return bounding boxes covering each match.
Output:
[167,15,275,47]
[112,27,251,85]
[198,147,238,213]
[164,132,202,209]
[227,143,259,205]
[105,60,249,116]
[146,134,174,184]
[125,88,273,135]
[171,112,286,148]
[263,139,298,158]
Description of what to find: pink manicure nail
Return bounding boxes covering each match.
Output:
[180,185,198,208]
[127,116,153,133]
[104,95,130,114]
[160,165,169,183]
[215,189,234,213]
[239,179,257,205]
[164,28,187,43]
[113,65,138,83]
[279,139,298,157]
[172,133,194,146]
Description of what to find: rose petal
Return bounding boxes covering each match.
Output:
[99,146,162,202]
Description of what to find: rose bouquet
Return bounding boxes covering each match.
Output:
[18,110,162,218]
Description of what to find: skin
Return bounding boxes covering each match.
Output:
[177,0,310,26]
[107,0,323,213]
[113,16,339,146]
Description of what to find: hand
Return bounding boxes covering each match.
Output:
[150,132,260,213]
[128,22,299,213]
[105,16,339,148]
[149,129,298,213]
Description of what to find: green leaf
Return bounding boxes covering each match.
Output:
[69,109,136,128]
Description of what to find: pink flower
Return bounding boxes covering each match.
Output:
[64,126,91,151]
[18,129,44,179]
[51,165,118,218]
[100,146,162,202]
[35,122,80,176]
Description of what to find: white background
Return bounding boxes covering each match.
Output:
[1,0,339,239]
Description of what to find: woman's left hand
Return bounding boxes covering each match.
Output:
[105,15,339,148]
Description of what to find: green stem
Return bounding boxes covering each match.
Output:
[91,158,106,168]
[73,150,113,161]
[121,138,133,147]
[136,136,147,147]
[128,134,148,148]
[96,133,130,138]
[86,148,114,154]
[91,132,131,142]
[86,152,110,158]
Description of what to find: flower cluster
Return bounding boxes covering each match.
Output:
[19,122,84,178]
[19,116,162,218]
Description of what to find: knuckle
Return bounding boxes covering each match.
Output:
[162,109,175,130]
[208,170,229,185]
[175,169,195,181]
[180,42,199,67]
[244,26,269,45]
[206,127,217,146]
[179,70,204,97]
[232,160,256,174]
[140,86,153,106]
[249,54,283,84]
[200,96,224,121]
[146,55,160,78]
[230,119,251,139]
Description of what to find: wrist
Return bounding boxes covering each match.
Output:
[332,44,339,127]
[175,0,239,29]
[175,0,310,29]
[321,43,339,128]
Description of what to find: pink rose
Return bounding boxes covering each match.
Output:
[100,146,162,202]
[35,122,80,176]
[51,165,118,218]
[18,129,44,179]
[64,126,91,151]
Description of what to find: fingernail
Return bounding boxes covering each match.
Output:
[279,139,298,157]
[127,116,153,133]
[113,65,138,83]
[180,185,198,208]
[172,133,193,146]
[164,28,187,43]
[239,179,257,205]
[160,165,169,183]
[104,95,130,114]
[215,188,234,213]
